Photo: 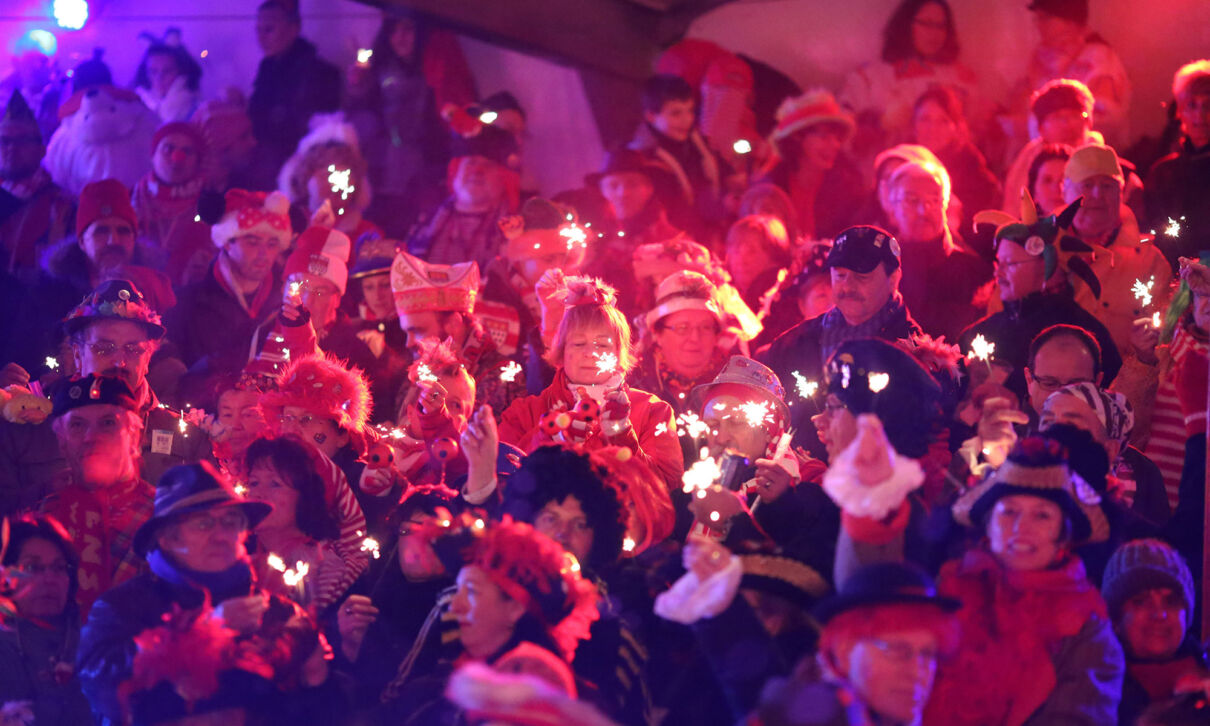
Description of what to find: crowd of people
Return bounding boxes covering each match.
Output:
[0,0,1209,724]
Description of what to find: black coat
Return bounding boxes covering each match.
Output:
[167,261,282,373]
[76,563,337,726]
[958,288,1123,401]
[1145,139,1210,267]
[248,38,342,181]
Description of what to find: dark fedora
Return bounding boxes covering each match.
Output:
[813,562,960,624]
[585,147,677,190]
[50,374,141,420]
[132,462,272,556]
[62,279,167,340]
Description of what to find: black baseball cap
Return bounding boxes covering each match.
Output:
[824,225,901,274]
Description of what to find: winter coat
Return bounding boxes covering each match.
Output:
[134,76,198,124]
[167,259,282,373]
[1070,220,1173,357]
[629,123,727,241]
[0,169,75,284]
[1146,138,1210,268]
[897,233,992,343]
[1119,638,1208,726]
[497,368,681,492]
[758,295,922,455]
[756,155,867,241]
[76,557,336,726]
[0,612,92,726]
[959,287,1123,402]
[248,37,342,181]
[934,140,1002,239]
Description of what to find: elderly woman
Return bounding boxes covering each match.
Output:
[499,276,681,489]
[0,515,93,725]
[132,39,202,123]
[828,428,1124,725]
[631,270,734,413]
[380,517,599,723]
[911,84,1001,230]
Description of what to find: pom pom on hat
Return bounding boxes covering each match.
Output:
[209,189,292,248]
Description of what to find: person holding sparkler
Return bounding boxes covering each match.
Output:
[498,276,681,490]
[78,462,335,725]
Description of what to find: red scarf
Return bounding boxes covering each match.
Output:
[44,478,155,616]
[924,549,1107,726]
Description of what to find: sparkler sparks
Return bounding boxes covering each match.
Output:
[559,224,588,249]
[44,356,58,370]
[416,363,438,383]
[966,334,995,363]
[288,280,301,298]
[1132,276,1155,308]
[732,139,752,155]
[267,553,309,588]
[655,422,668,436]
[868,372,890,393]
[1164,216,1184,238]
[356,48,373,64]
[478,110,498,124]
[1152,311,1163,328]
[622,537,636,553]
[360,536,381,559]
[682,450,723,493]
[738,400,773,427]
[593,352,619,376]
[676,412,709,439]
[499,360,523,383]
[791,371,818,400]
[233,483,247,496]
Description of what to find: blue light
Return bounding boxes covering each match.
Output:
[53,0,89,30]
[20,29,58,56]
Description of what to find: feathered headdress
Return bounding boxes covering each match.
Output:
[259,352,373,453]
[973,190,1101,298]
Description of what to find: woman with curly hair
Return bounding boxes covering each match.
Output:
[132,38,202,123]
[498,276,682,490]
[277,115,382,242]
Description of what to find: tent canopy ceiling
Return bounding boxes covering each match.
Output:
[357,0,733,80]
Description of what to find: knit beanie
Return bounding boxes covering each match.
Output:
[1102,539,1195,625]
[1031,79,1094,125]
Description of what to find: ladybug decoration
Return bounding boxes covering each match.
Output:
[431,437,459,461]
[574,399,600,424]
[363,442,394,469]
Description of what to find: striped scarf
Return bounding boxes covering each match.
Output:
[1145,324,1208,508]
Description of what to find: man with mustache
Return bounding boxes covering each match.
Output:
[0,280,210,515]
[758,225,921,454]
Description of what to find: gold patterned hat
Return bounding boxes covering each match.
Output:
[390,251,479,316]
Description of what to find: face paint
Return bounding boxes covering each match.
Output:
[313,432,327,445]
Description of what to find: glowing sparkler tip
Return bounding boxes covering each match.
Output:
[1164,217,1182,238]
[499,360,523,383]
[478,111,498,124]
[868,372,890,393]
[622,537,636,552]
[593,352,619,375]
[732,139,752,155]
[738,400,773,427]
[416,363,438,384]
[360,536,381,559]
[356,48,373,64]
[791,370,818,399]
[1132,277,1155,308]
[966,334,995,362]
[44,356,59,370]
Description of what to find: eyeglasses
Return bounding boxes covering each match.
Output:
[86,341,151,359]
[663,323,718,337]
[893,193,943,211]
[867,638,940,664]
[180,509,248,534]
[13,561,73,577]
[1029,373,1093,392]
[279,412,318,427]
[993,258,1041,271]
[823,399,847,416]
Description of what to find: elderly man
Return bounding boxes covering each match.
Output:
[1064,143,1172,356]
[1146,60,1210,267]
[39,374,154,613]
[0,90,74,282]
[883,159,990,341]
[0,280,209,515]
[759,225,920,451]
[77,463,332,726]
[407,119,519,269]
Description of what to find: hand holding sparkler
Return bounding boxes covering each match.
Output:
[688,485,745,528]
[460,405,498,496]
[753,432,798,502]
[1129,317,1161,365]
[210,592,269,635]
[683,533,734,581]
[336,594,379,662]
[600,387,631,438]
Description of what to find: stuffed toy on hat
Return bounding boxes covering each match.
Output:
[259,352,373,454]
[283,225,352,296]
[973,190,1102,298]
[45,85,160,195]
[206,188,292,249]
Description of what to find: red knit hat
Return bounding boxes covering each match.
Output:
[76,179,138,239]
[151,120,206,155]
[283,226,352,296]
[771,90,854,146]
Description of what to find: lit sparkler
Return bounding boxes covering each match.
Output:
[1164,216,1184,238]
[1132,276,1155,308]
[966,334,995,363]
[479,110,498,124]
[622,537,636,553]
[1152,311,1163,328]
[732,139,752,155]
[593,352,619,376]
[234,483,247,496]
[791,371,818,400]
[360,535,381,560]
[655,422,668,436]
[356,48,373,64]
[288,280,301,298]
[559,224,588,249]
[676,412,709,439]
[868,372,890,393]
[44,356,59,371]
[267,553,310,590]
[499,360,523,383]
[682,449,723,494]
[738,400,773,427]
[416,363,438,383]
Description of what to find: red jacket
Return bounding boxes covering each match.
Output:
[498,369,682,491]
